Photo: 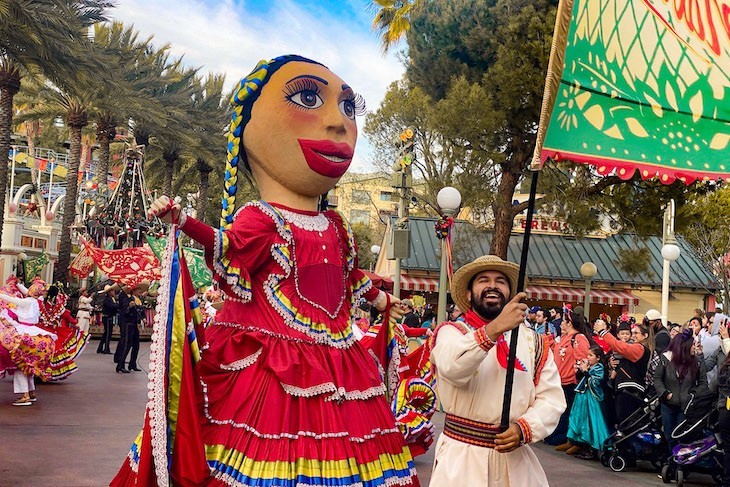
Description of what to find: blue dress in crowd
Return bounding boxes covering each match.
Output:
[568,362,611,450]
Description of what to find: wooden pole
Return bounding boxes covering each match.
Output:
[500,170,539,431]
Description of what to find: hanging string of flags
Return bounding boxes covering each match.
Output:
[12,152,69,178]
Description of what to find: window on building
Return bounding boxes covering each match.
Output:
[379,209,396,220]
[350,209,370,226]
[380,191,393,202]
[351,189,370,205]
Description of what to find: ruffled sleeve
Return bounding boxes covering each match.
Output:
[212,205,277,302]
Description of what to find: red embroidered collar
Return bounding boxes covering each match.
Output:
[39,295,67,326]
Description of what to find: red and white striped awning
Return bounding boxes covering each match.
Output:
[393,278,638,305]
[526,285,638,306]
[400,275,438,292]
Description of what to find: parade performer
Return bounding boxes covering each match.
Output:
[37,284,89,381]
[0,276,26,378]
[359,304,438,458]
[113,55,418,486]
[97,285,117,354]
[428,255,565,486]
[76,289,93,333]
[0,277,56,406]
[201,286,222,326]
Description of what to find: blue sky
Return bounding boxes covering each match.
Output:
[110,0,406,171]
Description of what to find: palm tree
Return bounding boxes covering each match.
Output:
[143,65,199,196]
[15,81,96,283]
[91,22,164,191]
[12,74,54,219]
[161,145,181,196]
[371,0,422,52]
[177,73,227,224]
[0,0,111,245]
[195,158,214,223]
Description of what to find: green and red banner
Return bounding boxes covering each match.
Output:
[532,0,730,184]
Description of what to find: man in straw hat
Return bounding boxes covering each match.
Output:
[428,255,566,486]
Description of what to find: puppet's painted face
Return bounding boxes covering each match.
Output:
[244,61,359,198]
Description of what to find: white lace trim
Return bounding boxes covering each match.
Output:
[200,379,398,442]
[212,226,226,280]
[127,448,139,474]
[277,207,330,232]
[220,348,262,371]
[386,344,402,401]
[336,210,358,273]
[145,227,177,487]
[215,322,316,344]
[280,382,386,402]
[212,226,252,303]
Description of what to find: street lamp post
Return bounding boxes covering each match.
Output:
[661,200,680,327]
[580,262,598,321]
[436,187,461,325]
[370,245,380,272]
[389,128,415,299]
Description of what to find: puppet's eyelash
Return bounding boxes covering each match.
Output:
[345,93,366,116]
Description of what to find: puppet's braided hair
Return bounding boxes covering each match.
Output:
[220,55,324,231]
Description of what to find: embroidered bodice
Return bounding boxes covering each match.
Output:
[183,201,379,349]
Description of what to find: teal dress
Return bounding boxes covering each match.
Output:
[567,362,611,450]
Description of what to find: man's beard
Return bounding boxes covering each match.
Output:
[471,288,508,320]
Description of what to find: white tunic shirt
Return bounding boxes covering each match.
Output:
[430,318,566,487]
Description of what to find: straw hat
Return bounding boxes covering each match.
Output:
[450,255,520,314]
[122,280,151,293]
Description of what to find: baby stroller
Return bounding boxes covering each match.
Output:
[601,393,667,472]
[661,388,723,486]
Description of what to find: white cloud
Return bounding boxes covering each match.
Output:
[110,0,405,172]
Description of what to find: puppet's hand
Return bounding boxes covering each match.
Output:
[381,294,404,319]
[148,196,181,224]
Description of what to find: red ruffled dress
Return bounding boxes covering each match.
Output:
[120,201,418,486]
[38,295,89,381]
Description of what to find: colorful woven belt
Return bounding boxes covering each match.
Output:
[443,414,500,448]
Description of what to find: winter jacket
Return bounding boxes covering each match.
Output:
[654,351,707,409]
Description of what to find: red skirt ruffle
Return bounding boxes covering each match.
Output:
[0,319,54,380]
[198,322,418,485]
[38,324,89,381]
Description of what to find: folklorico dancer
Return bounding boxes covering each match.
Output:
[427,255,566,486]
[37,284,89,381]
[112,55,419,486]
[0,276,57,406]
[0,276,25,379]
[358,306,439,458]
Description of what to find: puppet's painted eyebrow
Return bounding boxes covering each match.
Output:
[286,74,329,85]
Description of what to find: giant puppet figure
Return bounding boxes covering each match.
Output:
[112,55,419,486]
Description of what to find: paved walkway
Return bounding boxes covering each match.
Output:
[0,341,718,486]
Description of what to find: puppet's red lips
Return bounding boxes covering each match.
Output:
[298,139,353,178]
